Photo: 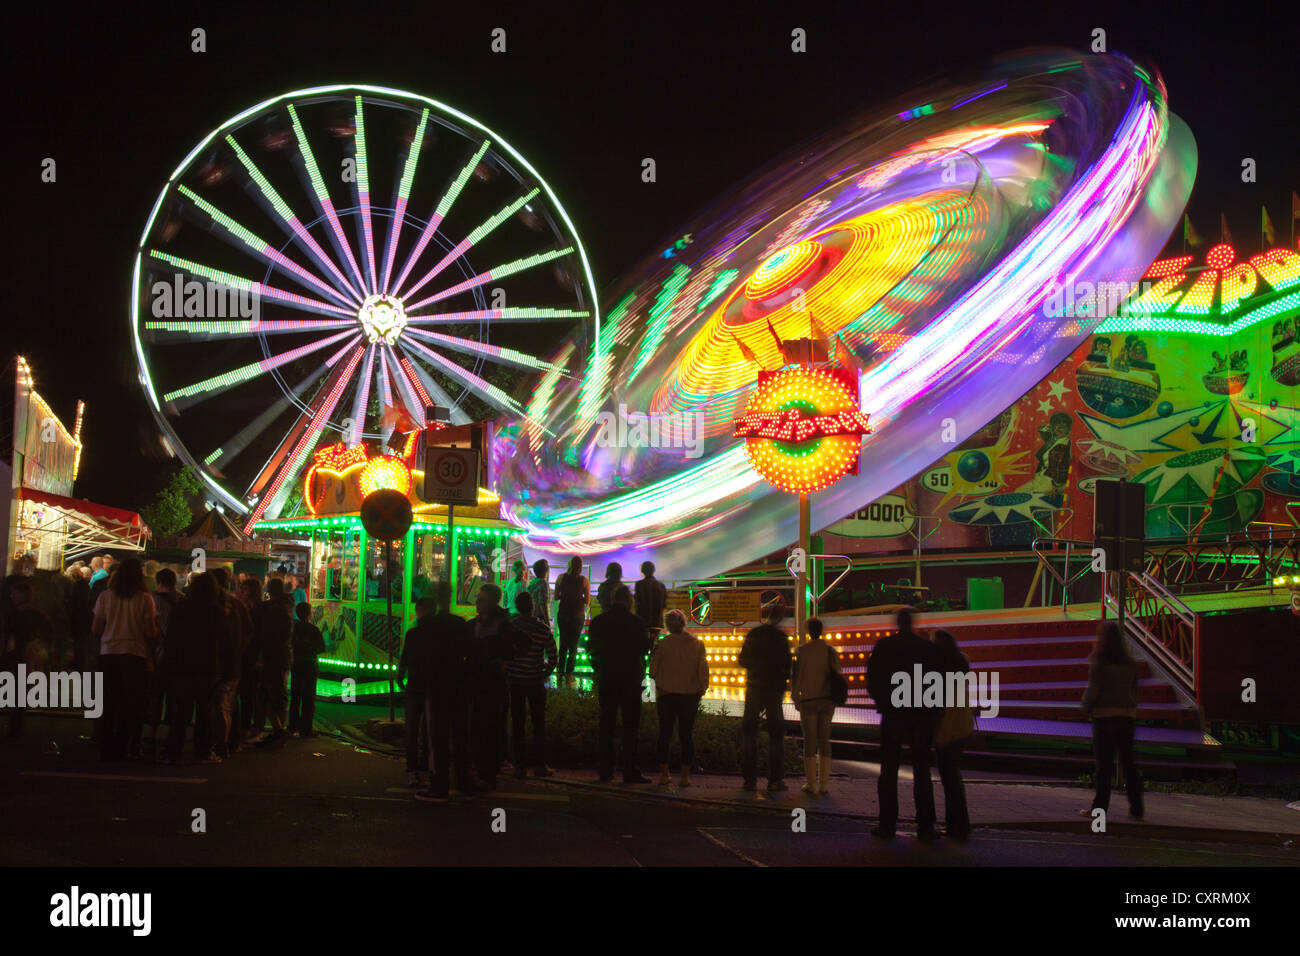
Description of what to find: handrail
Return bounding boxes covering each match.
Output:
[1104,570,1198,704]
[1030,535,1096,612]
[811,553,853,616]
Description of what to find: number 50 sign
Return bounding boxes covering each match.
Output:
[423,446,480,506]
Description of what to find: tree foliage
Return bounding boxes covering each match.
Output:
[140,466,203,537]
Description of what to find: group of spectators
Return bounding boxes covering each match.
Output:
[0,554,325,764]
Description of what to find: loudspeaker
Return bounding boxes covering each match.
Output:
[1094,479,1145,573]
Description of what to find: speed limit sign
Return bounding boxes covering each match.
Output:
[424,446,479,506]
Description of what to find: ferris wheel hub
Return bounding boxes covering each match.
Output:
[358,293,407,345]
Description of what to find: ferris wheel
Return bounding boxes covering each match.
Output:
[130,85,599,532]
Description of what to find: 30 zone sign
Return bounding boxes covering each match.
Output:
[424,447,480,506]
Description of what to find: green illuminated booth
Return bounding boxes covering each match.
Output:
[252,438,523,697]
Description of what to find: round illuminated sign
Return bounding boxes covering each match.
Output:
[359,455,413,498]
[734,365,870,493]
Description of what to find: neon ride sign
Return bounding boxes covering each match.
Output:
[733,365,871,494]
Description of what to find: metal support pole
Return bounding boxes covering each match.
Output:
[385,538,395,722]
[796,492,810,638]
[445,504,456,604]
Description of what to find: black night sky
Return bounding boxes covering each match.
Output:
[9,1,1298,513]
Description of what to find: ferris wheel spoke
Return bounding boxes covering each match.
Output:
[352,97,378,292]
[176,186,355,310]
[226,134,363,303]
[386,345,428,421]
[401,335,524,417]
[406,246,575,312]
[286,103,368,296]
[405,306,589,325]
[391,140,491,298]
[144,317,358,341]
[380,108,431,294]
[347,345,377,446]
[204,360,334,472]
[405,327,568,374]
[242,344,367,533]
[395,347,471,425]
[149,250,355,319]
[162,330,361,409]
[403,188,541,300]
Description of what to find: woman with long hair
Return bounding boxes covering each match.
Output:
[92,557,158,760]
[1081,621,1143,820]
[931,629,973,839]
[791,618,840,795]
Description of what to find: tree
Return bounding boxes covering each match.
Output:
[140,466,203,537]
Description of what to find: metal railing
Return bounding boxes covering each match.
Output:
[1104,570,1199,703]
[1030,536,1097,613]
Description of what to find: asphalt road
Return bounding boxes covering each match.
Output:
[4,713,1298,869]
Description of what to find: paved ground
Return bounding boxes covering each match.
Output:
[2,708,1297,867]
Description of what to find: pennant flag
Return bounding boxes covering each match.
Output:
[1220,213,1232,244]
[1263,206,1277,245]
[1183,214,1203,247]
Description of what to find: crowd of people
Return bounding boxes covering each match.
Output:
[2,550,1143,835]
[0,553,324,764]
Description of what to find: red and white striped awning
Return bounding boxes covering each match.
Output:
[15,487,150,556]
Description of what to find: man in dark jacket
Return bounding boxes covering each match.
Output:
[634,561,668,636]
[398,596,437,786]
[162,573,224,764]
[738,606,792,791]
[465,584,517,791]
[289,602,325,738]
[253,578,294,748]
[415,582,474,803]
[587,585,653,783]
[237,577,264,744]
[866,607,942,839]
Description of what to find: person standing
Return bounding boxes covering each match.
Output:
[210,568,244,760]
[466,584,516,791]
[145,568,181,755]
[290,575,307,609]
[237,577,265,744]
[792,617,840,796]
[255,577,295,748]
[88,556,109,590]
[649,609,708,787]
[398,596,438,786]
[505,591,558,778]
[527,559,551,628]
[931,629,974,839]
[866,608,942,840]
[92,558,158,761]
[162,572,224,764]
[553,557,588,685]
[502,561,528,616]
[1081,621,1144,822]
[634,561,668,637]
[738,606,792,791]
[587,585,652,784]
[1,575,53,738]
[289,602,324,738]
[415,583,474,803]
[596,562,623,612]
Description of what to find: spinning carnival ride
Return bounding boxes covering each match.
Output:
[131,86,599,533]
[496,51,1198,580]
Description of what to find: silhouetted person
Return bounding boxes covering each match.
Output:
[506,591,558,777]
[634,561,668,636]
[587,584,652,783]
[210,567,244,759]
[289,602,324,737]
[2,575,53,738]
[162,572,224,764]
[554,557,588,682]
[92,558,158,761]
[932,629,973,839]
[596,562,623,611]
[649,609,708,787]
[866,607,941,839]
[739,605,792,791]
[145,568,181,754]
[1082,621,1144,821]
[415,582,474,803]
[398,597,438,785]
[466,583,516,790]
[255,577,295,747]
[527,559,551,627]
[792,617,840,795]
[237,578,265,743]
